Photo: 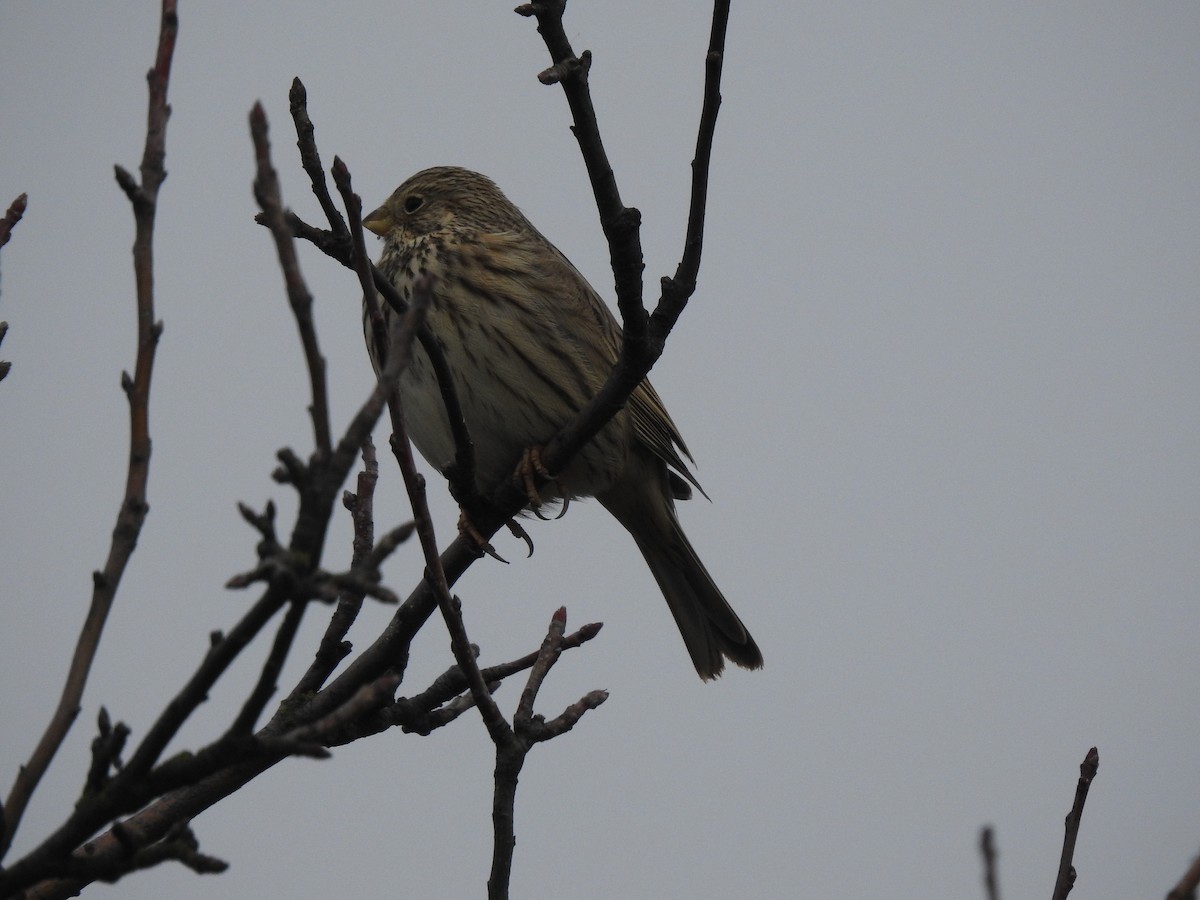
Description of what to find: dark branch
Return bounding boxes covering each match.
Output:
[0,0,177,863]
[1167,848,1200,900]
[510,0,732,509]
[488,608,607,897]
[288,78,347,236]
[251,101,333,458]
[1051,746,1099,900]
[291,439,381,696]
[979,826,999,900]
[0,192,27,251]
[661,0,729,326]
[517,1,646,338]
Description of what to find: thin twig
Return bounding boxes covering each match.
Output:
[980,826,1000,900]
[326,155,512,742]
[1051,746,1099,900]
[0,0,177,861]
[514,0,732,499]
[0,194,26,382]
[1166,848,1200,900]
[661,0,729,322]
[288,78,346,236]
[0,192,27,251]
[516,0,646,339]
[251,101,333,458]
[291,440,381,696]
[375,274,513,745]
[277,83,480,506]
[488,608,608,899]
[226,600,308,735]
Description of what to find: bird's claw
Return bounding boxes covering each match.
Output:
[457,510,535,561]
[457,510,509,564]
[505,519,535,558]
[514,446,570,520]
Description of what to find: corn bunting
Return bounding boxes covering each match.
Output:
[363,166,761,679]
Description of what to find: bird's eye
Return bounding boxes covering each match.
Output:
[403,194,424,213]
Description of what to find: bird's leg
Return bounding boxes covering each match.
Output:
[445,463,535,561]
[513,446,570,521]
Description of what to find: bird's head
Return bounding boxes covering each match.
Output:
[362,166,521,242]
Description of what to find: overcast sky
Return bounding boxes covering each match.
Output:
[2,3,1198,898]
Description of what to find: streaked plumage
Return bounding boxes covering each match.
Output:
[362,166,761,679]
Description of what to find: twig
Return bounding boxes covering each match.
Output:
[324,619,603,741]
[54,822,227,884]
[513,0,733,499]
[515,0,646,340]
[373,269,513,745]
[0,0,177,862]
[288,78,346,236]
[0,192,27,251]
[0,199,27,383]
[488,608,608,899]
[980,826,1000,900]
[277,82,480,508]
[1051,746,1099,900]
[0,194,25,382]
[291,439,380,696]
[226,600,308,735]
[663,0,729,319]
[251,101,333,458]
[326,154,513,743]
[83,709,131,798]
[0,320,11,384]
[1167,848,1200,900]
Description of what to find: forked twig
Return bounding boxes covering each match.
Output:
[0,0,177,861]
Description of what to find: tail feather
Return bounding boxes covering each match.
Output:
[630,515,763,679]
[599,460,763,680]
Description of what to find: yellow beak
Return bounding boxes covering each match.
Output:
[361,206,391,236]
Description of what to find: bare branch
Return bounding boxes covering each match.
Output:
[226,600,308,736]
[516,1,646,338]
[1167,849,1200,900]
[83,709,131,799]
[278,82,480,511]
[1052,746,1099,900]
[979,826,1000,900]
[0,192,27,251]
[511,0,733,508]
[251,101,333,458]
[369,269,513,746]
[50,822,227,885]
[489,608,607,898]
[4,3,728,889]
[288,78,347,236]
[662,0,730,323]
[0,194,26,382]
[0,0,177,860]
[0,320,11,384]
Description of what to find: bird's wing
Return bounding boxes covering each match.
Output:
[486,228,706,499]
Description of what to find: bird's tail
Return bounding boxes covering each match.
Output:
[600,468,763,680]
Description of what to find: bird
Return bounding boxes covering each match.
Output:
[361,166,761,679]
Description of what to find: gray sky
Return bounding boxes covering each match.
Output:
[2,2,1198,897]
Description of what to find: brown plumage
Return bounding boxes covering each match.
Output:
[362,166,761,679]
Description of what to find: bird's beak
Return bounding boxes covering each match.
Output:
[362,205,390,236]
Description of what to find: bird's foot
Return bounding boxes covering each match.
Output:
[513,446,570,521]
[456,508,534,563]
